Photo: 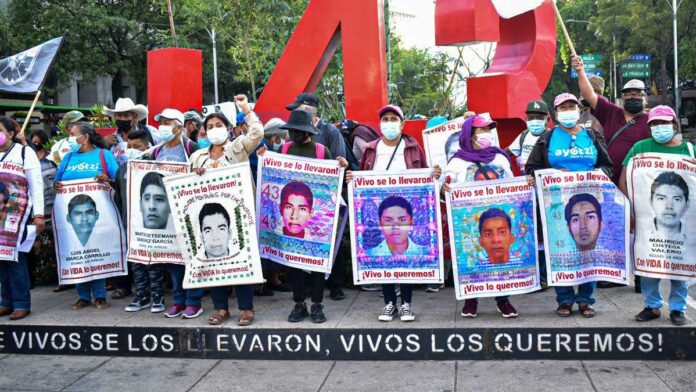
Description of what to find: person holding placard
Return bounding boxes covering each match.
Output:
[619,105,692,326]
[347,105,441,322]
[525,93,613,318]
[54,122,119,311]
[190,94,263,326]
[442,114,519,318]
[0,116,45,320]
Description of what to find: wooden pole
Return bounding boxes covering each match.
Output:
[19,90,41,135]
[552,1,577,58]
[167,0,177,47]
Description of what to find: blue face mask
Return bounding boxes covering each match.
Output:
[125,148,144,161]
[651,124,675,144]
[159,125,176,142]
[197,138,212,149]
[68,136,81,152]
[380,122,402,141]
[556,110,580,128]
[273,138,285,151]
[526,119,546,135]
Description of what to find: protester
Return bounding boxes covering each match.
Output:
[347,105,441,322]
[0,117,45,320]
[190,94,262,326]
[233,112,247,138]
[579,76,605,133]
[341,119,381,163]
[183,110,203,140]
[103,98,158,164]
[54,122,119,310]
[30,130,57,215]
[618,105,691,326]
[249,118,286,181]
[256,109,348,323]
[48,110,86,165]
[286,93,347,159]
[506,100,550,174]
[442,114,518,318]
[525,93,613,318]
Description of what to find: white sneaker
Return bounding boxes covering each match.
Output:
[378,302,398,321]
[400,302,415,322]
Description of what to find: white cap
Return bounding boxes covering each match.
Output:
[621,79,646,93]
[154,108,185,125]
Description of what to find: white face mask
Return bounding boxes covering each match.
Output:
[159,125,176,142]
[207,127,229,145]
[557,110,580,128]
[380,122,401,141]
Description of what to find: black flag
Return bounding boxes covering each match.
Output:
[0,36,65,94]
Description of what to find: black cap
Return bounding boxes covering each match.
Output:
[286,93,319,110]
[525,100,549,114]
[280,109,320,135]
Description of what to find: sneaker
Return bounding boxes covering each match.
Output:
[425,284,440,293]
[670,311,687,326]
[310,303,327,323]
[330,288,346,301]
[378,302,398,321]
[124,296,151,312]
[360,284,382,292]
[400,302,415,322]
[497,300,518,318]
[635,307,660,322]
[151,296,165,313]
[461,299,477,318]
[164,304,186,318]
[288,302,308,322]
[181,305,203,319]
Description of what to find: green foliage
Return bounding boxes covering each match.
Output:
[185,214,197,252]
[90,104,116,128]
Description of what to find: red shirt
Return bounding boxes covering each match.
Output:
[591,95,650,184]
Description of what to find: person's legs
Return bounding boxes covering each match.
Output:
[10,253,31,310]
[149,264,166,299]
[132,263,149,298]
[91,279,107,300]
[575,282,597,305]
[495,296,510,303]
[382,284,397,305]
[76,283,92,301]
[210,286,229,310]
[640,277,663,309]
[554,286,575,305]
[0,261,12,309]
[235,284,254,311]
[166,264,186,305]
[185,288,204,306]
[668,279,688,313]
[538,250,547,284]
[289,267,307,303]
[309,272,325,304]
[400,284,413,304]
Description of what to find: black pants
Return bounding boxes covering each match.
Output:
[382,284,412,305]
[290,268,324,304]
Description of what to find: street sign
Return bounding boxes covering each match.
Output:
[571,54,603,79]
[621,54,651,78]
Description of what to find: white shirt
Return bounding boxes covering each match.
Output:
[507,131,541,172]
[0,143,44,216]
[48,138,71,165]
[373,140,406,171]
[444,153,513,186]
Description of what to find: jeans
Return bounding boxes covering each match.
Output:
[383,284,413,305]
[641,277,689,313]
[0,252,31,310]
[289,268,324,304]
[555,282,596,305]
[469,296,509,304]
[210,285,254,311]
[133,263,165,298]
[76,279,107,301]
[165,264,204,306]
[538,250,547,283]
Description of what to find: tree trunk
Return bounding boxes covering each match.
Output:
[111,70,124,101]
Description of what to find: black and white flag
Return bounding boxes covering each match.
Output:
[0,36,64,94]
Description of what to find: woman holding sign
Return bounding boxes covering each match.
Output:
[347,105,441,322]
[0,116,45,320]
[442,114,519,318]
[619,105,692,326]
[54,122,119,311]
[525,93,613,318]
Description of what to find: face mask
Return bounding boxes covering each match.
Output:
[624,98,644,115]
[651,124,675,144]
[68,136,81,152]
[526,120,546,136]
[197,138,211,149]
[159,125,175,142]
[125,148,144,160]
[474,132,494,149]
[556,110,580,128]
[116,120,132,133]
[289,130,309,144]
[207,127,229,145]
[380,122,402,141]
[273,138,285,151]
[0,133,6,146]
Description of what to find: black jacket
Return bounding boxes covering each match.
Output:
[524,127,613,179]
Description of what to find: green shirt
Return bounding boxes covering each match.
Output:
[622,138,693,166]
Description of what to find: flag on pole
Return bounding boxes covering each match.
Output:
[491,0,545,19]
[0,36,65,94]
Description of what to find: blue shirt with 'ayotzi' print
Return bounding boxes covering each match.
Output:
[547,127,597,172]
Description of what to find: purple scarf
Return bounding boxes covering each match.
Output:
[450,116,510,164]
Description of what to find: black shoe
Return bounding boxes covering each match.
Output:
[310,303,327,323]
[288,302,308,322]
[635,307,660,322]
[597,281,622,289]
[330,288,346,301]
[670,311,687,326]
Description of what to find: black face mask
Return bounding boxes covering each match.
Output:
[289,130,310,144]
[116,119,132,133]
[623,98,644,115]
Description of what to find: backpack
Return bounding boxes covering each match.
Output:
[341,121,380,170]
[281,142,326,159]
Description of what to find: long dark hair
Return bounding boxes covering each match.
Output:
[203,113,230,129]
[0,116,18,141]
[75,122,107,149]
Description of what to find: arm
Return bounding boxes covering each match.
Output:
[104,150,120,179]
[572,55,598,109]
[23,150,44,217]
[54,152,70,182]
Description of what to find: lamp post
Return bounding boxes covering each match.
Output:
[670,0,683,116]
[205,27,219,105]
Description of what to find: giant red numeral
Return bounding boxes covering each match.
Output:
[436,0,557,147]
